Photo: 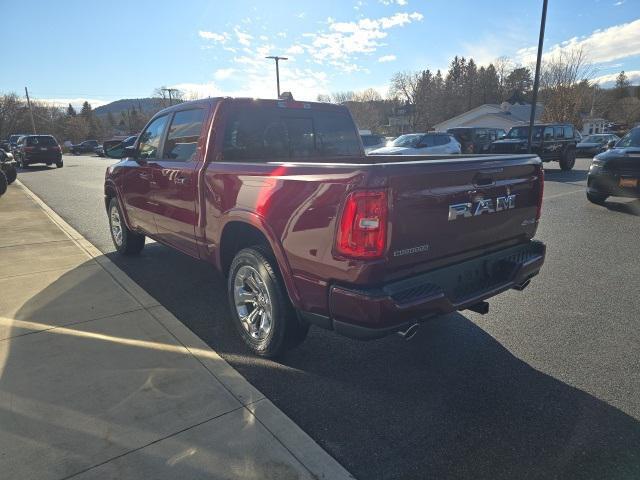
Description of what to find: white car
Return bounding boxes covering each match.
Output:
[369,133,461,155]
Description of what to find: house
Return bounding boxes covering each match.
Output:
[433,102,544,132]
[581,117,607,136]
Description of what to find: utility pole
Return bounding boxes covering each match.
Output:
[265,56,288,98]
[25,87,37,134]
[528,0,548,154]
[161,88,179,106]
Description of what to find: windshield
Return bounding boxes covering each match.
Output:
[506,126,543,140]
[447,129,472,142]
[582,135,608,144]
[615,128,640,148]
[391,134,423,147]
[9,135,22,143]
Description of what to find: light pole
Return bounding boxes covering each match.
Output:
[528,0,548,154]
[265,56,288,98]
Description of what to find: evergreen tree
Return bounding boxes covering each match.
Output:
[615,71,631,99]
[66,103,77,116]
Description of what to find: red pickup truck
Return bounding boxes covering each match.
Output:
[104,97,545,357]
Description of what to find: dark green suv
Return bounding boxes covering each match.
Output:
[490,123,578,170]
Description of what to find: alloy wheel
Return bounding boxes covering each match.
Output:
[233,265,273,340]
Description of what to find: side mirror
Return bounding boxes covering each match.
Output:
[607,140,616,149]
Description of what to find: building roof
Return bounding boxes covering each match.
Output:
[434,102,544,130]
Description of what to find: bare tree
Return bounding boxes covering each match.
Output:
[389,71,419,104]
[539,48,595,127]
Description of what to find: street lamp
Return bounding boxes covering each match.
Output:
[265,56,288,98]
[528,0,548,154]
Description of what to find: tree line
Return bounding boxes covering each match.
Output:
[320,49,640,134]
[0,87,184,144]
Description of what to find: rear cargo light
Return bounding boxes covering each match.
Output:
[536,168,544,221]
[336,190,388,259]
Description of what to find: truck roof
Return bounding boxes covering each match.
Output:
[153,97,350,116]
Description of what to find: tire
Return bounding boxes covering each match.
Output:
[55,160,63,168]
[3,164,17,184]
[108,197,145,255]
[228,245,309,358]
[0,170,7,196]
[587,191,607,205]
[559,147,576,171]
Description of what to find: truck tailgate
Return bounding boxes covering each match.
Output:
[375,155,542,278]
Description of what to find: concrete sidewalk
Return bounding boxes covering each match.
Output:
[0,182,353,480]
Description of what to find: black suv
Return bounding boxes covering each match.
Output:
[15,135,63,168]
[490,123,578,170]
[70,140,99,154]
[586,127,640,205]
[447,127,506,154]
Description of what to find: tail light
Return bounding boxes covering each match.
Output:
[336,190,388,259]
[24,146,35,152]
[536,167,544,221]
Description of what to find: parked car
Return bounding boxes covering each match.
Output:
[15,135,63,168]
[447,127,506,154]
[586,127,640,205]
[104,97,545,357]
[576,133,620,157]
[369,132,461,155]
[490,123,578,170]
[7,134,27,154]
[361,133,386,154]
[0,149,17,185]
[104,135,137,158]
[70,140,100,155]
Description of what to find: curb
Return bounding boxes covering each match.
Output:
[15,180,355,480]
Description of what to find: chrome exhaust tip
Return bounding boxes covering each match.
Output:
[397,323,420,340]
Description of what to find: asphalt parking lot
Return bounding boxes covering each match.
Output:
[17,155,640,479]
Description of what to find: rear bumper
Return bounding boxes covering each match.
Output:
[23,153,62,165]
[302,240,546,340]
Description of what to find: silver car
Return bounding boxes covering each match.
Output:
[369,133,461,155]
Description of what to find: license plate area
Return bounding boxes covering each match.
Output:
[619,178,638,188]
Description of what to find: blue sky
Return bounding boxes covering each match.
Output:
[3,0,639,107]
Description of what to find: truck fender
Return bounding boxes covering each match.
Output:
[218,211,302,308]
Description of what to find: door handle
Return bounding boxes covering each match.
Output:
[138,172,152,180]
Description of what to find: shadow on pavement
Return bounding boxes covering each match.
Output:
[602,198,640,217]
[104,246,640,480]
[2,261,306,480]
[543,166,588,185]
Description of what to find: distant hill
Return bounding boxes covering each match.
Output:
[94,98,169,118]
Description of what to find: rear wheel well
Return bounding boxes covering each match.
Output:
[220,222,272,276]
[104,186,116,212]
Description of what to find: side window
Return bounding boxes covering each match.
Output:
[222,109,288,161]
[434,134,450,146]
[554,126,564,139]
[543,127,554,141]
[564,126,573,139]
[475,129,489,142]
[138,115,169,160]
[420,135,435,147]
[163,109,207,162]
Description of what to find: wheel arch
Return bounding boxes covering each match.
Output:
[218,215,301,308]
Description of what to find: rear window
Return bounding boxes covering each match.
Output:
[26,136,57,146]
[361,135,383,147]
[448,129,472,142]
[222,106,360,161]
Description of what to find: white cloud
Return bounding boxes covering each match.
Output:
[593,69,640,86]
[380,0,408,5]
[286,45,305,55]
[198,31,228,43]
[277,32,287,38]
[614,0,625,5]
[214,68,235,80]
[38,98,110,109]
[304,12,423,71]
[517,19,640,65]
[234,27,253,47]
[378,54,397,62]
